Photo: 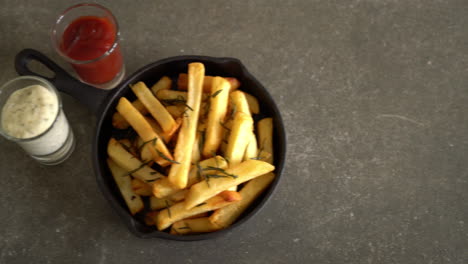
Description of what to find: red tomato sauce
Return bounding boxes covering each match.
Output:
[60,16,123,84]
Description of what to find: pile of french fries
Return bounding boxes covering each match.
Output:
[106,62,275,235]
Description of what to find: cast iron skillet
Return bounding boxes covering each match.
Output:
[15,49,286,241]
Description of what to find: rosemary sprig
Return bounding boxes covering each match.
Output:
[138,137,157,151]
[165,200,172,218]
[212,89,223,98]
[203,166,238,179]
[161,96,194,111]
[156,148,180,164]
[230,102,237,119]
[219,121,231,131]
[124,160,152,176]
[205,174,231,179]
[178,226,191,230]
[196,162,203,182]
[195,202,207,207]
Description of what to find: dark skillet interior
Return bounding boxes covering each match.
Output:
[94,56,286,241]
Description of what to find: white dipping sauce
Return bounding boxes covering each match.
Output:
[1,85,70,156]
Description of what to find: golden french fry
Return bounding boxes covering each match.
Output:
[116,97,173,166]
[156,191,241,230]
[150,196,175,211]
[210,173,275,228]
[229,90,251,116]
[106,159,144,215]
[132,81,176,133]
[169,189,188,202]
[118,138,138,157]
[157,90,188,102]
[168,63,205,189]
[153,156,228,198]
[166,105,186,119]
[202,77,230,158]
[243,92,260,114]
[107,138,162,183]
[171,217,221,235]
[145,117,180,144]
[151,76,172,95]
[224,112,254,166]
[178,73,240,92]
[243,132,258,161]
[184,160,274,209]
[112,99,148,130]
[257,117,274,164]
[131,178,153,196]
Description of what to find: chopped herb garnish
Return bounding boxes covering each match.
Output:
[150,171,158,175]
[131,195,136,200]
[212,89,223,98]
[219,121,231,131]
[125,160,152,176]
[165,200,172,218]
[138,137,157,151]
[161,96,193,111]
[203,166,238,178]
[145,178,159,183]
[178,226,191,230]
[230,103,237,119]
[205,174,231,179]
[196,162,203,182]
[156,148,180,164]
[195,202,207,207]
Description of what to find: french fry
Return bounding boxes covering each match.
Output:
[118,138,138,157]
[210,173,275,228]
[243,132,258,161]
[107,138,162,183]
[112,99,148,129]
[229,90,251,116]
[243,92,260,114]
[224,112,254,166]
[166,105,186,119]
[106,159,144,215]
[178,73,240,92]
[168,63,205,189]
[131,178,153,196]
[157,90,188,102]
[150,196,175,211]
[202,77,230,157]
[151,76,172,95]
[170,217,221,235]
[145,117,180,144]
[135,137,153,166]
[132,81,176,133]
[184,160,274,209]
[153,156,228,198]
[257,117,274,164]
[116,97,173,166]
[169,189,188,202]
[156,191,241,230]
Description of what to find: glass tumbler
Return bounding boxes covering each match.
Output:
[0,76,75,165]
[51,3,125,89]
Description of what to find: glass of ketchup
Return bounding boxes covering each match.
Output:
[51,3,125,89]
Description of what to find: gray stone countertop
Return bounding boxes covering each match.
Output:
[0,1,467,263]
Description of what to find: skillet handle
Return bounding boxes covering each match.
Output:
[15,49,110,115]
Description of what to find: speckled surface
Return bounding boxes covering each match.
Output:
[1,0,467,263]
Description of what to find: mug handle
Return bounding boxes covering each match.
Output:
[15,49,111,115]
